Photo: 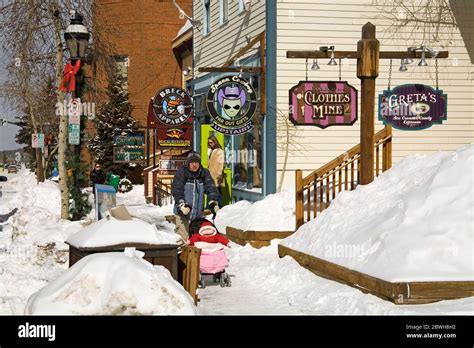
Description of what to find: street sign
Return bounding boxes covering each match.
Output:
[68,124,80,145]
[32,133,44,148]
[68,98,81,125]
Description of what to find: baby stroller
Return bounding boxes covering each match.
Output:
[189,217,231,288]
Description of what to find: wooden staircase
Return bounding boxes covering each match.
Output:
[295,126,392,229]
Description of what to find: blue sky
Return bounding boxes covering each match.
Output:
[0,73,22,151]
[0,30,23,151]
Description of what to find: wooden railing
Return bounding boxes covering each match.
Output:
[178,246,201,305]
[153,174,174,206]
[295,126,392,229]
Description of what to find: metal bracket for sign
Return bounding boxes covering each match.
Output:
[198,31,266,115]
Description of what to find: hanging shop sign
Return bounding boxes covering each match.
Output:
[378,84,447,130]
[113,130,145,146]
[113,147,144,163]
[206,76,258,135]
[157,127,192,148]
[31,133,44,148]
[289,81,358,129]
[150,86,193,126]
[157,154,188,173]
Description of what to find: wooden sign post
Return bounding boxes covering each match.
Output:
[287,22,448,185]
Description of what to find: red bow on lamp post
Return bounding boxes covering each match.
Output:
[59,60,81,92]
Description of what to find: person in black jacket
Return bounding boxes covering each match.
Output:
[171,151,219,240]
[90,162,106,197]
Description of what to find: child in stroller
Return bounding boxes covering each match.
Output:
[188,217,231,288]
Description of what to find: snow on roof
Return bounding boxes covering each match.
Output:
[214,191,296,233]
[281,144,474,282]
[66,216,181,248]
[175,19,192,39]
[24,250,197,315]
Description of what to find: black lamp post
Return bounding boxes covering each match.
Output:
[64,11,90,220]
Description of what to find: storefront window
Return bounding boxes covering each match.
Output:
[233,75,263,192]
[233,118,263,191]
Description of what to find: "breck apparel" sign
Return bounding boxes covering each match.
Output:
[379,84,447,130]
[289,81,358,129]
[151,86,193,126]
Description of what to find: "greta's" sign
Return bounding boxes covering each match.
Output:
[289,81,358,129]
[378,84,447,130]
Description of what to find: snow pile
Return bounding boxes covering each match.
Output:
[281,145,474,282]
[215,191,295,233]
[67,217,181,248]
[116,184,146,206]
[25,250,197,315]
[198,240,474,315]
[4,170,84,263]
[6,169,61,215]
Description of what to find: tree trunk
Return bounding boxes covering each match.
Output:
[35,148,45,182]
[52,1,69,219]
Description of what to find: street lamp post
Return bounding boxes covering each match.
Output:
[64,11,90,220]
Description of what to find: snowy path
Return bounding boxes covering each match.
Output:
[196,241,474,315]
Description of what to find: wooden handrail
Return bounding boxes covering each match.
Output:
[154,174,175,206]
[302,127,391,187]
[295,126,392,229]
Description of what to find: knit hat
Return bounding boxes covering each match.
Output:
[198,221,217,236]
[186,151,201,165]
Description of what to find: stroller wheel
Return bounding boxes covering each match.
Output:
[225,274,232,287]
[199,279,206,289]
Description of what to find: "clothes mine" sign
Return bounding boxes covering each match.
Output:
[289,81,358,129]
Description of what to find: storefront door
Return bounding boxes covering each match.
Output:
[200,124,232,206]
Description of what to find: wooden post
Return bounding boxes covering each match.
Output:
[357,22,379,185]
[295,169,304,229]
[146,128,150,168]
[153,128,157,168]
[383,125,392,171]
[260,33,266,115]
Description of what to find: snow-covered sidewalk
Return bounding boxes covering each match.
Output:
[198,241,474,315]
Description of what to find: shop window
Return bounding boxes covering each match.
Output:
[233,118,263,192]
[233,75,263,192]
[238,0,245,14]
[203,0,211,36]
[219,0,228,26]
